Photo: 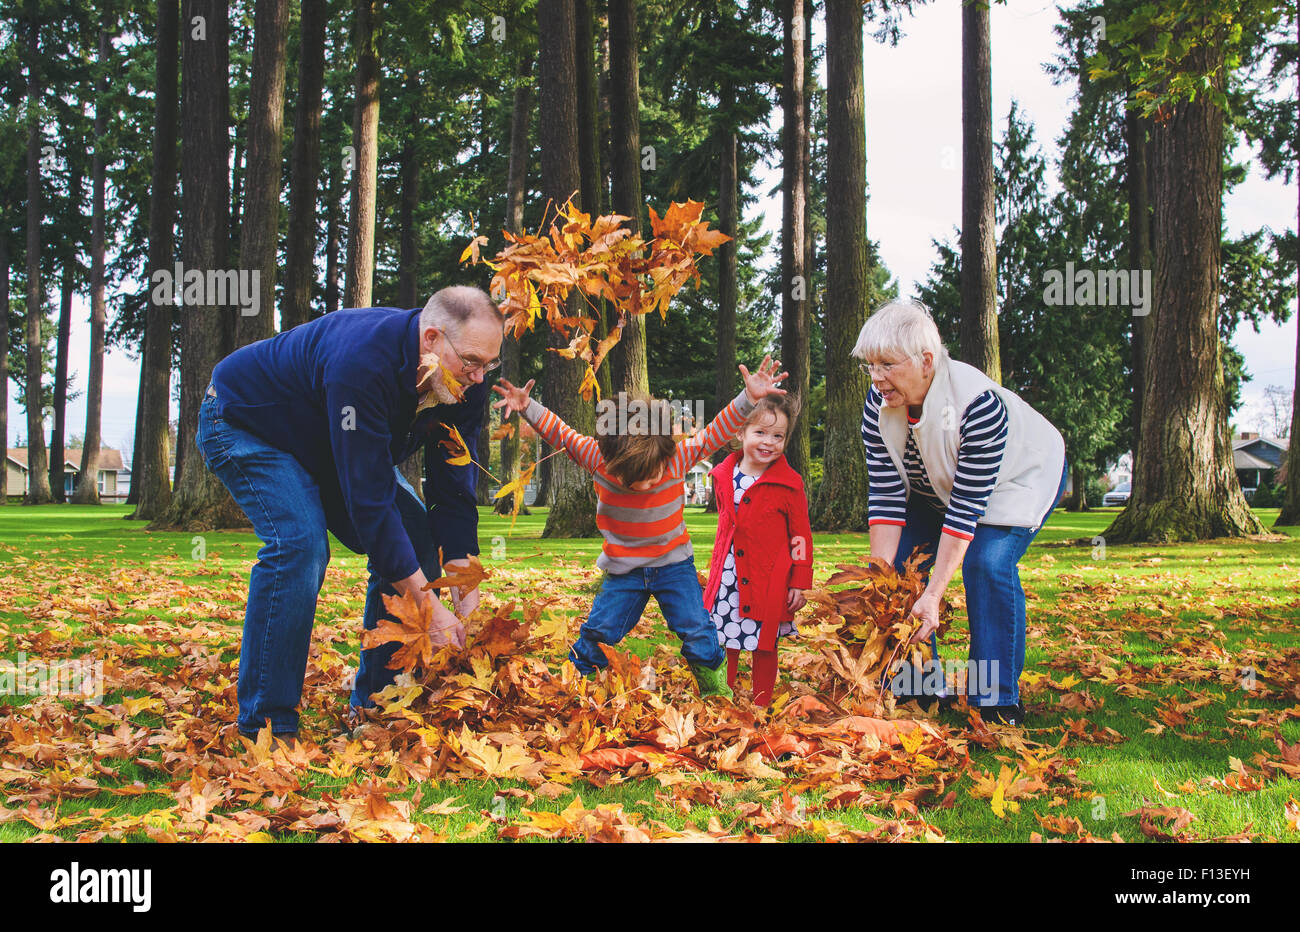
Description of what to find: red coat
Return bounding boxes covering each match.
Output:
[703,451,814,651]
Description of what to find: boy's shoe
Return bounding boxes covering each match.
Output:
[976,703,1026,726]
[690,662,734,700]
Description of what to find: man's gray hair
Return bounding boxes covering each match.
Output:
[851,298,949,365]
[419,285,504,337]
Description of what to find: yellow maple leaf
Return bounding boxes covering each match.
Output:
[438,423,472,465]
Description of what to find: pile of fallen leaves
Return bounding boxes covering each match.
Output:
[2,546,1297,843]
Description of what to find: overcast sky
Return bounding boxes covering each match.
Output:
[9,0,1297,459]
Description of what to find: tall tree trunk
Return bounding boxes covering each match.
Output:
[496,57,532,516]
[1274,12,1300,528]
[324,156,341,314]
[574,0,611,400]
[131,0,179,521]
[23,4,52,505]
[73,30,111,505]
[1104,43,1262,542]
[51,196,76,503]
[811,0,871,530]
[235,0,289,347]
[343,0,381,310]
[959,0,1000,382]
[1125,100,1153,480]
[781,0,811,476]
[157,0,246,529]
[282,0,326,331]
[397,90,423,497]
[715,127,738,427]
[0,233,8,501]
[607,0,648,397]
[538,0,597,538]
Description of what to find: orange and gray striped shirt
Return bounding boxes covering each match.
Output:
[522,391,756,573]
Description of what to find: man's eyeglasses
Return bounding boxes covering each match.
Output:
[859,356,914,377]
[440,330,501,375]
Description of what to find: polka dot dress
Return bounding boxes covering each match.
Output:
[711,465,797,651]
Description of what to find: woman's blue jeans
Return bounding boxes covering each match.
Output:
[893,462,1069,708]
[197,392,437,733]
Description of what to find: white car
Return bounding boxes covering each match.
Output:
[1102,482,1130,506]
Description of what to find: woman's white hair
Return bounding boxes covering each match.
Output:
[850,298,949,364]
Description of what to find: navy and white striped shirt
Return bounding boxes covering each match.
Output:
[861,387,1009,539]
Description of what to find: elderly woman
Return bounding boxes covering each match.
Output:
[855,299,1067,725]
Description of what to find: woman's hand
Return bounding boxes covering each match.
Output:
[908,590,943,645]
[738,355,789,403]
[491,378,535,415]
[786,588,806,613]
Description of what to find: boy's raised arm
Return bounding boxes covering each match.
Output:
[493,377,603,474]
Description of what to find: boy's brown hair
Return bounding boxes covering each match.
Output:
[596,396,677,487]
[728,393,801,452]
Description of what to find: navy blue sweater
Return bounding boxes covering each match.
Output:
[210,307,484,582]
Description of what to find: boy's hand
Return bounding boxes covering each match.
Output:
[786,588,806,613]
[739,355,789,403]
[492,378,535,415]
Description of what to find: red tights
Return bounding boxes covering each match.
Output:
[726,647,779,706]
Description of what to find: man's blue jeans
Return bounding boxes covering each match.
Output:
[197,394,436,732]
[569,557,724,674]
[352,469,441,709]
[893,461,1069,708]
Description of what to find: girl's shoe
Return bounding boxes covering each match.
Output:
[690,662,735,700]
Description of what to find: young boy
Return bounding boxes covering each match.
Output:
[492,357,789,698]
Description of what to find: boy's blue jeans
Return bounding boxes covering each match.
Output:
[197,392,436,733]
[893,461,1069,708]
[569,557,725,674]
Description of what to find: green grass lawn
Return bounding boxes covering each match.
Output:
[0,503,1298,843]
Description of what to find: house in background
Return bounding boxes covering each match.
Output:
[6,448,130,501]
[1233,432,1288,491]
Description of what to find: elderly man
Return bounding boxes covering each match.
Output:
[197,285,503,740]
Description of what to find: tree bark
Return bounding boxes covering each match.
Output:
[396,83,423,498]
[131,0,179,521]
[959,0,1000,382]
[715,127,738,428]
[811,0,871,530]
[496,57,532,516]
[282,0,326,331]
[1104,43,1263,542]
[606,0,648,396]
[51,194,76,503]
[1274,11,1300,528]
[156,0,246,530]
[1125,102,1153,479]
[324,156,341,315]
[235,0,289,347]
[72,29,111,505]
[575,0,611,401]
[538,0,597,537]
[343,0,381,310]
[781,0,811,476]
[24,4,52,505]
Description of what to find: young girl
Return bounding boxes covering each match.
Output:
[703,395,813,705]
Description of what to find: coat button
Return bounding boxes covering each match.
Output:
[736,548,744,557]
[743,605,751,613]
[742,496,751,504]
[742,577,749,585]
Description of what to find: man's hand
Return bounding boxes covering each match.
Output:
[907,590,943,646]
[430,599,467,649]
[786,588,806,613]
[738,355,789,403]
[491,378,535,415]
